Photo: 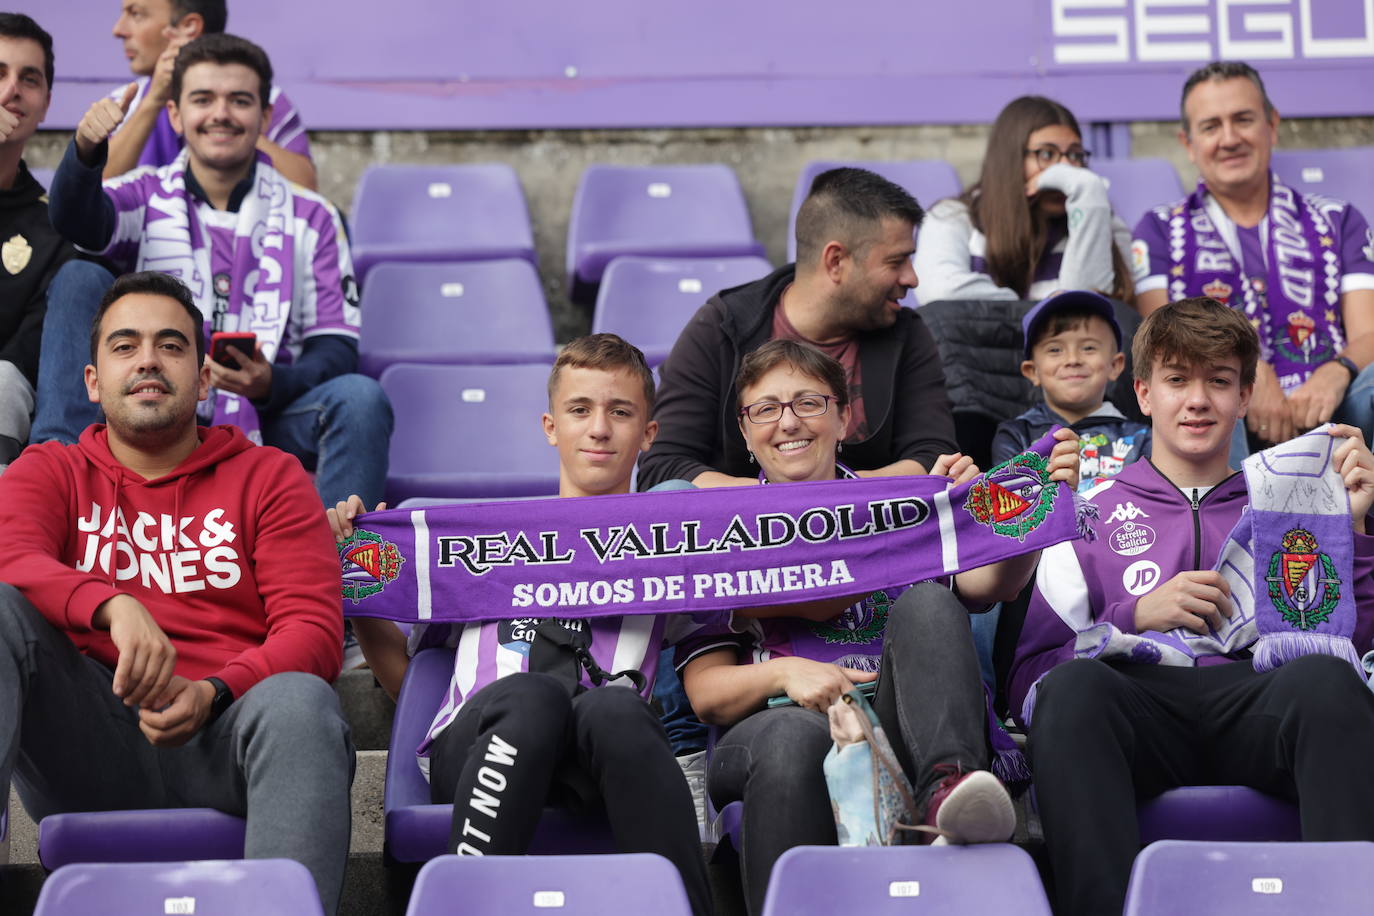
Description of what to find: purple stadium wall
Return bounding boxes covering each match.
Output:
[21,0,1374,130]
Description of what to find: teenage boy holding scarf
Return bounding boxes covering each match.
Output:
[329,335,713,916]
[1011,296,1374,916]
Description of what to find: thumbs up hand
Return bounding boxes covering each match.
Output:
[75,82,138,164]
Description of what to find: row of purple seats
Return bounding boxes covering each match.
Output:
[356,254,775,379]
[39,841,1372,915]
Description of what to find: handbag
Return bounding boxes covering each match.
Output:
[822,687,921,846]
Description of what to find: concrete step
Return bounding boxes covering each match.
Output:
[336,668,396,752]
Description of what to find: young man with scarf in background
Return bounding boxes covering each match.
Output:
[1133,61,1374,448]
[40,32,390,512]
[1011,296,1374,916]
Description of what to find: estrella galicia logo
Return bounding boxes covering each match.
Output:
[964,451,1055,541]
[807,590,890,645]
[1109,521,1156,557]
[1265,528,1340,631]
[339,529,405,604]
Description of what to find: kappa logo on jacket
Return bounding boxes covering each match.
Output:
[1105,502,1150,524]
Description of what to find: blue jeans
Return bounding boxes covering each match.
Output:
[31,260,114,445]
[260,374,392,508]
[31,260,392,507]
[1334,361,1374,445]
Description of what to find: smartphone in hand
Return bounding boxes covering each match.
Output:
[210,331,257,371]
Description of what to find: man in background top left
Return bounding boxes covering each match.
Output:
[0,12,71,466]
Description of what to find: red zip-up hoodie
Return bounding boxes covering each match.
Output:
[0,424,342,697]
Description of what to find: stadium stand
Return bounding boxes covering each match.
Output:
[1092,157,1185,230]
[760,844,1052,916]
[38,809,245,871]
[566,164,766,303]
[358,259,556,377]
[405,852,693,916]
[383,647,617,864]
[1270,147,1374,222]
[34,859,325,916]
[590,255,774,365]
[1123,840,1374,916]
[785,158,962,262]
[378,363,561,502]
[350,164,537,282]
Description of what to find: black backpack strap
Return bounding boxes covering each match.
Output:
[529,618,647,693]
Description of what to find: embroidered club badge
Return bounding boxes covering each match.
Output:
[806,590,890,645]
[340,529,406,603]
[2,234,30,275]
[964,451,1055,541]
[1265,528,1341,631]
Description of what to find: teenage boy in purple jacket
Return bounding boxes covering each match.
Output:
[1010,296,1374,916]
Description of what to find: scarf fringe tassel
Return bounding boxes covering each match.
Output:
[1073,492,1100,543]
[1252,632,1363,674]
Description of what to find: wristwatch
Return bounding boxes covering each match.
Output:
[204,677,234,724]
[1335,355,1360,383]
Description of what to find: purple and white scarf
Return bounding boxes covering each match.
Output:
[340,436,1090,623]
[1167,175,1344,391]
[1072,428,1359,673]
[137,150,296,442]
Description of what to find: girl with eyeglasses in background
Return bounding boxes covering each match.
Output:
[915,95,1135,305]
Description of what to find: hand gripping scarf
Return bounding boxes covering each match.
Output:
[338,433,1093,623]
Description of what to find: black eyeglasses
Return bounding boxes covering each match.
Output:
[739,395,837,425]
[1025,146,1092,167]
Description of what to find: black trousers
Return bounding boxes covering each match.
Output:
[1029,655,1374,916]
[429,672,712,916]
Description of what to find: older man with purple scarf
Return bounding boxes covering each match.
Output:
[1133,61,1374,453]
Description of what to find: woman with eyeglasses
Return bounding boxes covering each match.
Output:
[672,339,1078,916]
[915,95,1135,304]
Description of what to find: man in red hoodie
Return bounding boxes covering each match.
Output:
[0,271,353,913]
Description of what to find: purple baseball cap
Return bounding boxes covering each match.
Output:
[1022,290,1123,360]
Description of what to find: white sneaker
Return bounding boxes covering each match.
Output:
[677,749,707,830]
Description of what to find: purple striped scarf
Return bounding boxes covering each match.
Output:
[340,435,1088,622]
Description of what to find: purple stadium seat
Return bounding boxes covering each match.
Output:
[1092,158,1185,230]
[1271,147,1374,222]
[1124,840,1374,916]
[760,844,1052,916]
[31,167,54,191]
[591,255,774,365]
[405,853,693,915]
[385,647,618,862]
[1137,786,1300,844]
[350,164,536,281]
[566,164,765,296]
[786,159,963,262]
[358,260,556,377]
[378,363,561,502]
[39,808,246,870]
[34,859,324,916]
